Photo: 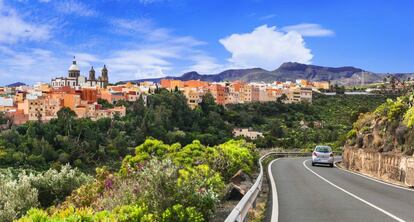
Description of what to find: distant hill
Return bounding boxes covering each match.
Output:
[6,82,26,87]
[126,62,414,86]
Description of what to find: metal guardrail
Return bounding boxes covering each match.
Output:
[224,151,340,222]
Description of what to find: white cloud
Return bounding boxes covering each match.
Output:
[111,18,206,46]
[282,23,334,37]
[0,47,67,84]
[102,48,176,80]
[71,52,99,63]
[219,25,313,70]
[111,18,171,41]
[102,18,210,80]
[55,0,96,17]
[259,14,276,20]
[185,54,224,74]
[67,52,100,68]
[0,2,51,44]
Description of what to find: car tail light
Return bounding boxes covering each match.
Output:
[313,152,317,157]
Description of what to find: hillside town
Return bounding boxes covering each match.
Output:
[0,58,330,125]
[160,78,329,108]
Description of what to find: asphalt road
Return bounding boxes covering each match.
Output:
[266,157,414,222]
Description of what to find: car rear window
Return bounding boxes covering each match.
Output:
[315,146,332,153]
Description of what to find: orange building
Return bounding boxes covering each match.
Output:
[160,79,184,89]
[209,84,226,105]
[251,85,260,102]
[80,88,98,102]
[125,92,139,102]
[313,81,330,90]
[100,90,125,104]
[183,80,209,88]
[8,110,28,125]
[241,84,252,102]
[63,93,81,110]
[231,81,246,92]
[183,88,204,109]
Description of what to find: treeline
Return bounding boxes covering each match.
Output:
[0,89,232,171]
[227,94,393,150]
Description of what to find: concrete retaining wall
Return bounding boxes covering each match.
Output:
[343,148,414,187]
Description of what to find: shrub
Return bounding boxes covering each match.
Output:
[0,173,38,222]
[0,165,91,222]
[29,165,93,207]
[403,106,414,127]
[360,126,371,134]
[375,97,408,121]
[58,167,109,210]
[352,112,375,131]
[346,129,357,139]
[161,204,204,222]
[101,159,221,219]
[113,205,155,222]
[120,139,172,174]
[176,165,223,218]
[214,139,257,179]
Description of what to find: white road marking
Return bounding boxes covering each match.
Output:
[268,159,280,222]
[334,161,414,192]
[303,160,406,222]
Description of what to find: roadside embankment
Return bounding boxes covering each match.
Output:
[343,147,414,187]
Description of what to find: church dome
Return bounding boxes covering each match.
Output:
[69,57,80,71]
[69,64,80,71]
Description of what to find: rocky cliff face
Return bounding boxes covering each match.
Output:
[343,94,414,186]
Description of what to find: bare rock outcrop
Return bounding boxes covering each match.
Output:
[226,170,253,200]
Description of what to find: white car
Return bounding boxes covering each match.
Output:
[311,145,334,167]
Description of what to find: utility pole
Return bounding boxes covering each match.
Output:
[361,71,365,87]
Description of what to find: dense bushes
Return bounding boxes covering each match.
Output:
[17,139,256,221]
[346,92,414,155]
[18,205,156,222]
[18,204,203,222]
[0,165,91,222]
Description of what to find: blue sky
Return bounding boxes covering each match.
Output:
[0,0,413,85]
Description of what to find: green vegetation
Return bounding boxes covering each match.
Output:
[0,90,231,172]
[226,94,392,151]
[0,165,91,221]
[97,98,114,109]
[347,92,414,155]
[0,89,394,221]
[0,91,392,173]
[0,112,8,125]
[16,139,256,222]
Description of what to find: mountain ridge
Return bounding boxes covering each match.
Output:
[125,62,414,85]
[5,82,26,87]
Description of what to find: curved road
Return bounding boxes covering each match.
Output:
[267,157,414,222]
